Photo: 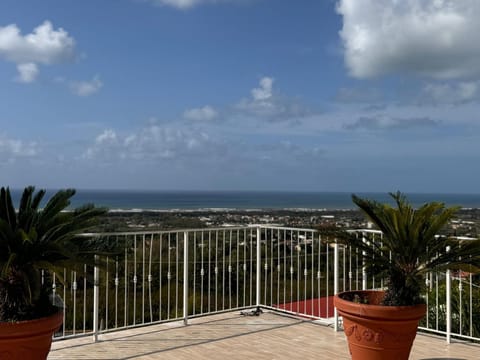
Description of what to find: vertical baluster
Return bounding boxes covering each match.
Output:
[250,228,253,306]
[435,272,439,330]
[93,258,99,342]
[72,270,77,335]
[103,255,108,331]
[183,231,189,325]
[304,231,307,315]
[167,233,171,320]
[311,231,314,317]
[342,245,346,293]
[425,272,433,329]
[349,245,352,291]
[326,241,329,317]
[222,229,226,310]
[264,228,268,306]
[124,239,128,327]
[133,234,137,326]
[284,229,287,308]
[447,268,452,344]
[289,230,297,311]
[296,230,300,311]
[236,229,239,309]
[208,231,211,312]
[372,233,375,289]
[229,230,232,310]
[159,233,163,321]
[277,229,281,310]
[215,230,218,312]
[256,227,261,309]
[148,233,153,323]
[270,228,273,307]
[83,264,87,333]
[243,229,247,308]
[459,278,463,335]
[470,273,473,337]
[175,232,179,319]
[317,233,321,318]
[201,231,204,314]
[355,240,359,290]
[115,236,119,329]
[193,231,197,316]
[62,269,66,336]
[380,233,384,288]
[142,234,146,324]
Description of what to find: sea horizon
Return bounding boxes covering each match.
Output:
[8,189,480,211]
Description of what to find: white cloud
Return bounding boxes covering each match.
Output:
[0,134,38,162]
[96,129,117,144]
[337,0,480,79]
[251,77,273,101]
[15,62,39,83]
[236,77,310,120]
[0,21,75,82]
[183,105,218,121]
[421,81,479,104]
[344,115,439,131]
[150,0,201,9]
[83,125,213,162]
[70,75,103,96]
[147,0,242,10]
[237,76,276,116]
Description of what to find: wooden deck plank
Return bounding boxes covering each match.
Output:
[49,311,479,360]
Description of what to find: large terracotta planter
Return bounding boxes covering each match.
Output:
[334,290,426,360]
[0,311,63,360]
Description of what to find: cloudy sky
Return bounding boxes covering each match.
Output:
[1,0,480,193]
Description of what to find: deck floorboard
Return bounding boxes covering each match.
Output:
[49,311,479,359]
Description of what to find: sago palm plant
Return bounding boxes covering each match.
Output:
[345,191,480,306]
[0,186,108,322]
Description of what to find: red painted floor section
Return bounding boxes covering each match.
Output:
[274,296,335,318]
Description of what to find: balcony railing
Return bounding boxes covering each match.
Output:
[51,226,480,344]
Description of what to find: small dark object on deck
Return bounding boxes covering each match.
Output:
[240,307,263,316]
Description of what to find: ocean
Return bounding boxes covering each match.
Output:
[8,189,480,211]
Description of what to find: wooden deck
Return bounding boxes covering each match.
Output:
[49,311,479,360]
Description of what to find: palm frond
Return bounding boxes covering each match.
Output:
[347,192,478,306]
[0,188,17,230]
[0,186,109,321]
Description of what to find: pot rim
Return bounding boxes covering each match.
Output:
[334,290,427,320]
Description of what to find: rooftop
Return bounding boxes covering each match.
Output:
[49,311,479,360]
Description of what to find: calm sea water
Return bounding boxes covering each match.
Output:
[8,189,480,211]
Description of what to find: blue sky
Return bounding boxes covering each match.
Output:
[1,0,480,193]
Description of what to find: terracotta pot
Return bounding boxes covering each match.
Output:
[334,290,426,360]
[0,311,63,360]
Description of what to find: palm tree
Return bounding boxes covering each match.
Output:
[0,186,108,321]
[347,191,480,306]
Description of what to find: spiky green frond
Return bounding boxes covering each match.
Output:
[346,192,480,306]
[0,186,109,321]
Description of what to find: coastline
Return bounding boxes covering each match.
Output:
[55,190,480,212]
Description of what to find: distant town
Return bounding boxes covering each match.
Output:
[96,208,480,238]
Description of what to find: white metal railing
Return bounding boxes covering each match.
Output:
[50,226,480,345]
